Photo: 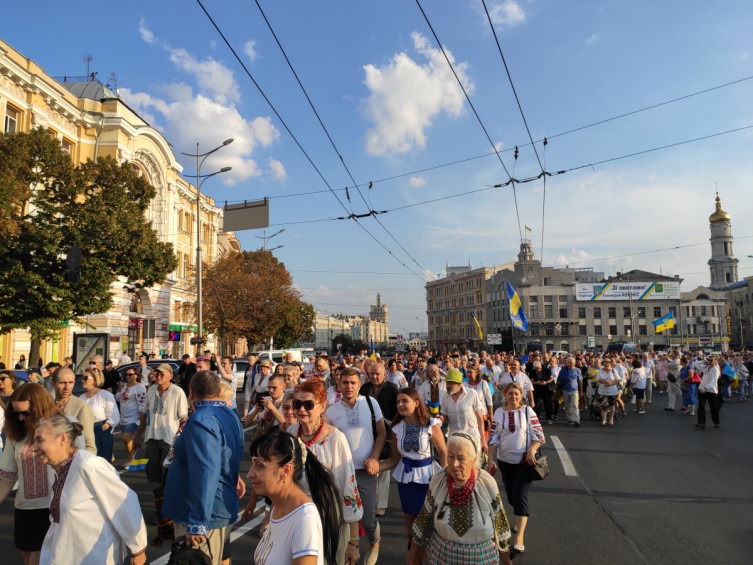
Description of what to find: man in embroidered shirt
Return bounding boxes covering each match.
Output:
[497,360,535,408]
[326,367,385,565]
[163,371,243,564]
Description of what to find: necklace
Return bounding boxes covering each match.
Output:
[447,467,476,507]
[55,397,70,411]
[298,420,324,447]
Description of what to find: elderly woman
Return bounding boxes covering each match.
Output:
[487,383,545,554]
[34,414,147,564]
[409,432,512,565]
[80,366,120,461]
[679,357,699,416]
[595,359,620,426]
[0,384,61,565]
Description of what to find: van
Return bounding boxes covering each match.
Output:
[606,342,637,354]
[253,350,303,365]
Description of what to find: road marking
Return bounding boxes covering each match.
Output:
[550,435,578,476]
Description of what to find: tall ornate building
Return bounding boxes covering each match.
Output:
[0,39,239,364]
[708,193,738,290]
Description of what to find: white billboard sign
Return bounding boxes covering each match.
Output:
[576,281,680,301]
[487,333,502,345]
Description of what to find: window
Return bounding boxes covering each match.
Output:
[530,304,538,319]
[545,324,554,336]
[609,325,618,336]
[543,277,551,286]
[624,325,631,336]
[61,138,72,155]
[579,325,587,336]
[544,305,553,318]
[594,325,603,335]
[4,105,19,133]
[608,307,616,318]
[638,307,646,318]
[691,306,696,317]
[653,307,662,318]
[578,307,586,319]
[623,307,631,318]
[559,307,568,319]
[700,306,707,316]
[593,307,601,319]
[639,325,647,336]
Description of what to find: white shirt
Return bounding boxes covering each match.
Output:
[467,380,493,409]
[630,367,647,390]
[698,363,720,394]
[387,370,409,389]
[324,396,381,469]
[80,390,120,428]
[116,383,147,425]
[254,503,323,565]
[141,384,188,444]
[498,371,534,395]
[440,386,484,440]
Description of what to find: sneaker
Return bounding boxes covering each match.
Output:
[513,544,526,553]
[547,419,553,425]
[638,410,646,414]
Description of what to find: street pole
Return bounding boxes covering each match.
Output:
[181,139,234,355]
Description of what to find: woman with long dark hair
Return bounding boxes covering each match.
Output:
[248,427,342,565]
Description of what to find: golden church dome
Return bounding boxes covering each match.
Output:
[709,193,731,223]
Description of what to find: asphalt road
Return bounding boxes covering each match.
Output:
[1,391,752,564]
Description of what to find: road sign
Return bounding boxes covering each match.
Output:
[190,337,205,345]
[555,323,562,332]
[487,333,502,345]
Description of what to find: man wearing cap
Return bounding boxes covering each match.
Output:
[440,368,488,452]
[134,363,189,486]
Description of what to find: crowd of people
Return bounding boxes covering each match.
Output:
[0,344,749,564]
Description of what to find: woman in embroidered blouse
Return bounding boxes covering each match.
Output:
[34,414,147,565]
[409,432,512,565]
[80,367,120,461]
[0,383,60,565]
[379,387,447,547]
[487,382,545,554]
[116,368,147,466]
[283,379,362,565]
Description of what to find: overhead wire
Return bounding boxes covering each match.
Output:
[414,0,523,242]
[252,0,430,278]
[194,0,427,283]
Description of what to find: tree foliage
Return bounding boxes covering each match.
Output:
[202,249,314,350]
[0,129,178,340]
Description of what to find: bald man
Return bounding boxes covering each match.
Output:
[53,367,96,454]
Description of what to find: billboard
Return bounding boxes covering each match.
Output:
[576,281,680,301]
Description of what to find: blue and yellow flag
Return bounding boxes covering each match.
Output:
[652,311,675,333]
[469,311,484,340]
[369,338,377,361]
[506,281,529,332]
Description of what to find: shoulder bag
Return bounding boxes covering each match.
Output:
[525,409,550,481]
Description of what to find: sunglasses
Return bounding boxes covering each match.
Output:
[292,399,317,411]
[15,410,31,417]
[0,376,7,381]
[125,372,136,377]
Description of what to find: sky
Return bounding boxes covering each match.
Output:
[3,1,752,335]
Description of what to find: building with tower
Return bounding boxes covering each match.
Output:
[708,193,739,289]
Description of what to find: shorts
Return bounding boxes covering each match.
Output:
[634,388,645,400]
[14,507,51,552]
[122,422,138,435]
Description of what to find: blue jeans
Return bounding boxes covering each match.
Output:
[93,420,114,461]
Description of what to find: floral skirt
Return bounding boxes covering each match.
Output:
[425,532,498,564]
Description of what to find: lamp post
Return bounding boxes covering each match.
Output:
[256,228,286,251]
[181,139,234,353]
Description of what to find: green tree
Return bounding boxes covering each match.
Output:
[332,333,354,354]
[0,129,177,363]
[202,249,314,352]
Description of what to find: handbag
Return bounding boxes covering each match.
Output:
[167,536,212,565]
[525,410,549,481]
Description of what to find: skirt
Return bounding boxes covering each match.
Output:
[425,533,498,564]
[397,481,429,515]
[14,507,51,552]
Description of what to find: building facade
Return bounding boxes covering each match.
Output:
[0,39,238,365]
[312,294,390,351]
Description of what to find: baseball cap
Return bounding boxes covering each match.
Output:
[155,363,173,375]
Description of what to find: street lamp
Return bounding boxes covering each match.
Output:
[181,139,234,353]
[256,228,286,250]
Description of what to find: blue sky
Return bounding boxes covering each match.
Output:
[3,1,752,334]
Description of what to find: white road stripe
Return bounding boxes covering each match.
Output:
[550,435,579,477]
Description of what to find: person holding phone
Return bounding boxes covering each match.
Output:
[245,375,286,433]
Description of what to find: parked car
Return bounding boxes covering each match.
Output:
[233,358,249,391]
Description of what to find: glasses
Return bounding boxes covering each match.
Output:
[125,372,136,377]
[0,376,7,382]
[292,399,317,411]
[15,410,32,417]
[82,375,93,381]
[153,371,164,376]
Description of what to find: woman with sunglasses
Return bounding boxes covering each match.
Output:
[0,384,63,565]
[80,367,120,461]
[286,379,362,565]
[116,368,147,466]
[0,369,18,407]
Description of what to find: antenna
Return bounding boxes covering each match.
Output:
[84,54,93,77]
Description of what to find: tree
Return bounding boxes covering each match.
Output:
[332,333,354,354]
[202,249,314,351]
[0,129,178,363]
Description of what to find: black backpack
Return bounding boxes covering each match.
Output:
[167,537,212,565]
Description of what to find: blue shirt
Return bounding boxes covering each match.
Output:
[162,400,244,535]
[557,367,582,393]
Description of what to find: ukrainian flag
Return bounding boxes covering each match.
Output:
[470,311,484,340]
[506,281,529,332]
[652,311,675,333]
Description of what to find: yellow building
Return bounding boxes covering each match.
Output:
[0,38,239,365]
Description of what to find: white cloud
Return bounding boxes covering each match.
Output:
[125,21,282,184]
[553,249,592,267]
[268,158,287,182]
[586,33,600,45]
[243,40,259,61]
[408,176,427,188]
[362,31,473,157]
[138,18,156,44]
[488,1,526,27]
